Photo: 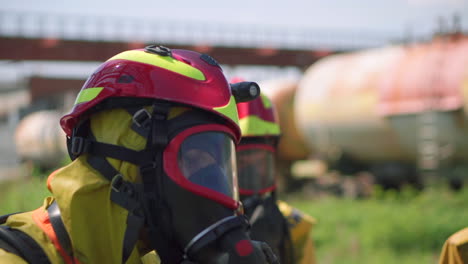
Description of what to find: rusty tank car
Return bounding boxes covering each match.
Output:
[276,35,468,189]
[261,79,310,161]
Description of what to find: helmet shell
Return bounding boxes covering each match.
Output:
[61,48,240,140]
[237,93,280,138]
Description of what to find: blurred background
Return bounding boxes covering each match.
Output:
[1,0,468,263]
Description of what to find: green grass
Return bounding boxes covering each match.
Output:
[286,186,468,264]
[1,174,467,264]
[0,159,69,213]
[0,174,51,213]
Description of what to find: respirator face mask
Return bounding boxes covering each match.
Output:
[237,144,276,196]
[157,125,278,263]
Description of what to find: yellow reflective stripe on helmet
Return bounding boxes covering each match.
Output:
[213,96,239,126]
[74,87,104,105]
[260,93,272,108]
[108,50,206,81]
[239,115,280,136]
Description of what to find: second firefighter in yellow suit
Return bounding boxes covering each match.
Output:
[234,86,317,264]
[439,227,468,264]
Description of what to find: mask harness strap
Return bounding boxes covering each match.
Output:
[68,104,181,263]
[67,118,149,263]
[87,155,145,264]
[242,195,263,217]
[83,103,178,264]
[139,102,184,264]
[269,192,295,264]
[244,192,295,264]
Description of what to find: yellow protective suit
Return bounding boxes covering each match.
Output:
[141,251,160,264]
[439,228,468,264]
[0,108,163,264]
[277,201,317,264]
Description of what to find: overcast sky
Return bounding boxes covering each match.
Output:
[0,0,467,83]
[1,0,467,37]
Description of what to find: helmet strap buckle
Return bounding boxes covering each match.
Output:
[132,108,152,128]
[70,136,89,156]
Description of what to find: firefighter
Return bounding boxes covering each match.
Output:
[438,228,468,264]
[235,88,317,264]
[0,46,278,264]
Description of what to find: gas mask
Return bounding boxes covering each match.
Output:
[137,110,280,264]
[237,143,276,196]
[237,142,277,223]
[237,142,289,263]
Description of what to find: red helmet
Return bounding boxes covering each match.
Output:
[61,46,263,210]
[61,45,241,141]
[237,93,280,138]
[62,46,259,210]
[235,81,281,195]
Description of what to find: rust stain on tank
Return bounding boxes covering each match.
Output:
[378,36,468,115]
[294,35,468,163]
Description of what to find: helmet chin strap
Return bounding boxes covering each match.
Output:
[183,215,250,261]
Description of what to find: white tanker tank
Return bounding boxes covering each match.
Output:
[14,110,68,169]
[292,35,468,188]
[260,79,310,161]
